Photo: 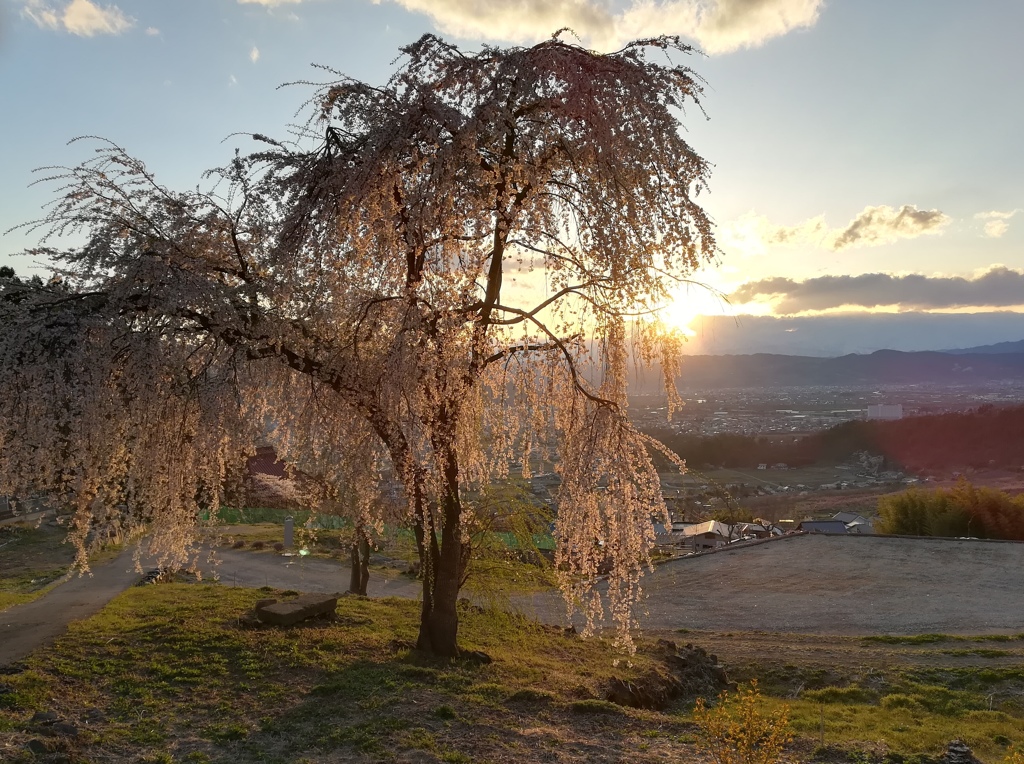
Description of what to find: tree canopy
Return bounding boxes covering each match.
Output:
[0,33,717,655]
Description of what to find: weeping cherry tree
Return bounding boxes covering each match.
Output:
[0,33,716,656]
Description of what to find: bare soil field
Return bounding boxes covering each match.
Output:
[528,533,1024,636]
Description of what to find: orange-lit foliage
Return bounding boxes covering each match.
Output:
[650,404,1024,472]
[693,680,793,764]
[876,479,1024,540]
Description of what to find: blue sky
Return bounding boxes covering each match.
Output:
[1,0,1022,352]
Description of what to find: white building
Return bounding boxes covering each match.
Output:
[867,404,903,420]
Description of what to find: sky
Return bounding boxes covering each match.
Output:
[1,0,1022,355]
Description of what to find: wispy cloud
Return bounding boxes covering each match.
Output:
[975,209,1019,239]
[731,267,1024,314]
[22,0,134,36]
[145,26,159,36]
[831,205,950,250]
[237,0,302,6]
[722,204,950,256]
[249,45,260,63]
[380,0,823,54]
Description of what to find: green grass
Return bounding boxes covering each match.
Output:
[4,582,1024,762]
[0,520,128,611]
[0,523,75,611]
[782,697,1021,756]
[744,663,1024,761]
[863,633,954,645]
[0,584,696,763]
[0,568,68,611]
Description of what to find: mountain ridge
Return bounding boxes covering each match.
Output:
[671,349,1024,389]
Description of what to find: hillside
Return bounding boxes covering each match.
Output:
[649,404,1024,472]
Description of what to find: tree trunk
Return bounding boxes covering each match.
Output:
[348,529,370,596]
[414,449,467,657]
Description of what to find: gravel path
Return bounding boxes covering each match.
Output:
[0,548,419,667]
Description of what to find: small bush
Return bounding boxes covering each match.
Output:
[251,541,265,550]
[232,540,246,549]
[508,688,554,704]
[803,684,876,705]
[692,680,793,764]
[273,542,284,552]
[880,693,925,711]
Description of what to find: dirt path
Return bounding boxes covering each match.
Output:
[6,532,1024,668]
[202,548,421,600]
[0,548,140,666]
[0,547,418,667]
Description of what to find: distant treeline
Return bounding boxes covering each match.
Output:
[876,481,1024,540]
[645,404,1024,471]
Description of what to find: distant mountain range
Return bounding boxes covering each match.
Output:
[672,348,1024,389]
[680,313,1024,356]
[943,339,1024,354]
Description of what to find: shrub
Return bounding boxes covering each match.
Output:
[803,684,876,705]
[693,680,793,764]
[880,693,925,711]
[876,479,1024,540]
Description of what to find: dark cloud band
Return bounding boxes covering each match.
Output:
[731,267,1024,313]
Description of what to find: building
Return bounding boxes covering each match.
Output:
[797,519,849,534]
[833,512,874,533]
[655,520,733,551]
[680,520,733,550]
[867,404,903,420]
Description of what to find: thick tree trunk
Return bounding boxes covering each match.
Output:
[414,449,467,657]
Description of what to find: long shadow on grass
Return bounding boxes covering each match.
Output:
[217,652,694,764]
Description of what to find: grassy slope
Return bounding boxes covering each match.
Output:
[0,523,124,612]
[691,630,1024,762]
[0,524,75,612]
[0,585,705,764]
[1,585,1023,763]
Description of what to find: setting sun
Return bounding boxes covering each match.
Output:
[661,282,734,335]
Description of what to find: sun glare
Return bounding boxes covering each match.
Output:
[661,283,733,335]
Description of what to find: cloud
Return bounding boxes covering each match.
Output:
[682,311,1024,357]
[831,204,950,250]
[22,0,134,36]
[722,204,950,257]
[731,267,1024,314]
[382,0,824,54]
[238,0,302,5]
[145,26,159,35]
[975,209,1019,239]
[250,44,260,63]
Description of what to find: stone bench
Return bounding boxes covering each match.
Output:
[254,593,338,626]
